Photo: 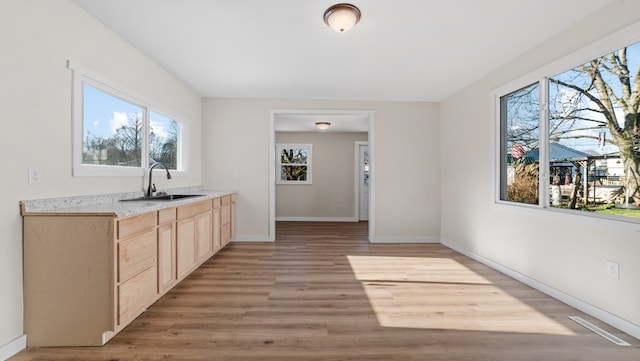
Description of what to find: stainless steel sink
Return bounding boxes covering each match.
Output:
[120,194,204,202]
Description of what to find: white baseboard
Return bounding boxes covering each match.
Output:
[369,236,441,244]
[0,335,26,361]
[275,216,358,222]
[442,238,640,341]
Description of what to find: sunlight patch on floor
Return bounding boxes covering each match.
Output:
[347,255,576,336]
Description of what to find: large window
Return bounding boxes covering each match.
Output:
[498,38,640,221]
[70,63,186,176]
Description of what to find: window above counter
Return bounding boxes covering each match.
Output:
[68,61,190,177]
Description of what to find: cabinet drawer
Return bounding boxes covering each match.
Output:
[118,230,156,282]
[221,205,231,225]
[118,265,156,326]
[221,195,231,206]
[157,207,176,225]
[212,197,221,208]
[117,212,156,239]
[177,199,212,220]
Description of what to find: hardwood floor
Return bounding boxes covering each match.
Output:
[10,221,639,360]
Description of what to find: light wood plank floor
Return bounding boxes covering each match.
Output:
[11,221,639,360]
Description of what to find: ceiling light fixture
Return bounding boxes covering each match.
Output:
[323,3,361,33]
[315,121,331,130]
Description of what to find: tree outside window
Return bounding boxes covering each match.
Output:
[81,83,182,171]
[149,111,180,169]
[276,144,312,184]
[499,39,640,220]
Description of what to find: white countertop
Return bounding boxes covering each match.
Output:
[20,186,235,217]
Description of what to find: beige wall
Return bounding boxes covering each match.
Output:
[201,98,441,242]
[440,1,640,338]
[0,0,202,354]
[275,132,368,220]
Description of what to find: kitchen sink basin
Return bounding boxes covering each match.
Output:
[120,194,204,202]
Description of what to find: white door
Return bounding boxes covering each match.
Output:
[359,144,369,221]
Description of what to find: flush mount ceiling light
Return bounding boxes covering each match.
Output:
[315,121,331,130]
[323,3,361,33]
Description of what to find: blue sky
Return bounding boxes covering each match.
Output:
[83,84,173,140]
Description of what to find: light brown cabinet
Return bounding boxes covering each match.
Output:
[117,262,156,325]
[115,213,157,326]
[221,195,232,247]
[196,211,213,263]
[157,207,177,294]
[231,193,236,239]
[176,216,197,279]
[176,199,213,279]
[212,197,222,252]
[117,230,156,283]
[23,215,116,346]
[22,193,235,347]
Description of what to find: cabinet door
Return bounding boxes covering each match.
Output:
[196,210,213,263]
[221,196,231,247]
[230,193,236,239]
[157,222,176,293]
[176,218,197,280]
[212,198,221,253]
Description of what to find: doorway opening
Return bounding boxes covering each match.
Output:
[356,141,369,221]
[269,109,375,241]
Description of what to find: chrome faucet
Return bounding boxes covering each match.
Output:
[146,162,172,197]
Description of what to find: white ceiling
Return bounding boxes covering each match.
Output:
[72,0,610,131]
[275,112,370,132]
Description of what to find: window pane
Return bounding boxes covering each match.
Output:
[280,148,308,165]
[82,84,143,167]
[280,165,308,181]
[149,111,181,170]
[548,41,640,218]
[500,83,540,204]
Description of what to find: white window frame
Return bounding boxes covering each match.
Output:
[68,61,190,177]
[276,143,312,184]
[492,21,640,224]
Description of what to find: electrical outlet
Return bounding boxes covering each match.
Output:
[606,260,620,279]
[28,167,42,185]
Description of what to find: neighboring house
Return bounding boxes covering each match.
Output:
[520,143,625,203]
[591,153,625,179]
[524,142,590,183]
[522,143,624,183]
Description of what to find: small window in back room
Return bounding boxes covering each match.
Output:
[276,144,313,184]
